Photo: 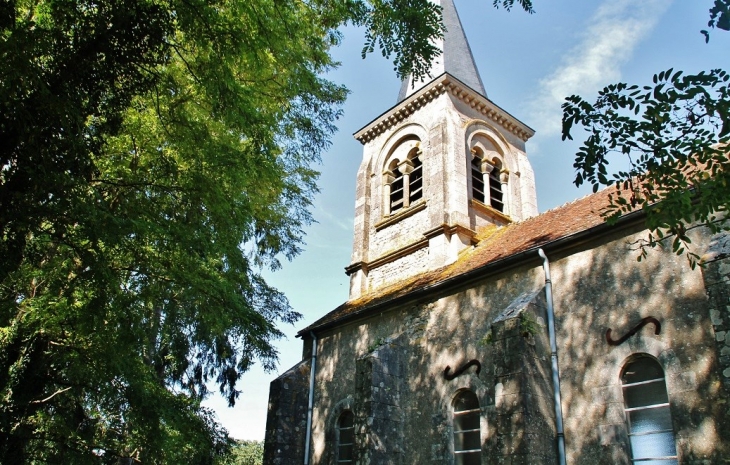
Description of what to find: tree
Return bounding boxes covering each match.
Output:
[216,440,264,465]
[0,0,533,462]
[562,1,730,265]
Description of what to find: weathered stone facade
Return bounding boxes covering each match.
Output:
[346,86,538,299]
[266,223,729,464]
[701,232,730,394]
[263,360,310,464]
[263,0,730,462]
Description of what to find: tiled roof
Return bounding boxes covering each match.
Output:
[298,187,635,336]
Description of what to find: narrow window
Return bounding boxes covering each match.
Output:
[336,410,355,463]
[488,165,503,212]
[409,156,423,204]
[389,166,404,213]
[453,390,481,465]
[621,356,677,464]
[471,156,485,204]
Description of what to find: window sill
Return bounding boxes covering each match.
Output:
[375,200,427,231]
[471,199,512,223]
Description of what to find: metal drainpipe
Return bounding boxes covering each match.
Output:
[538,249,567,465]
[303,332,318,465]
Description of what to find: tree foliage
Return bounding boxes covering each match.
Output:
[216,440,263,465]
[0,0,533,462]
[562,1,730,265]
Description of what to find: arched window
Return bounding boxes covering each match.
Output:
[488,160,504,212]
[453,390,481,465]
[468,135,507,214]
[336,410,355,464]
[621,356,677,464]
[384,146,422,216]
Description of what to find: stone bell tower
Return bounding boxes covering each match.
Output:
[346,0,537,299]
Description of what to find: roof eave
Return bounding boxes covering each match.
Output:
[297,209,645,338]
[353,73,534,145]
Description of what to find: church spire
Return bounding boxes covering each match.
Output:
[397,0,486,102]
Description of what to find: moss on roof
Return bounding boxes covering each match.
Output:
[299,187,628,336]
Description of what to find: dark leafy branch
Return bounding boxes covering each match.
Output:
[562,4,730,267]
[702,0,730,41]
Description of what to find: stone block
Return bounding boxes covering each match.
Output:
[597,423,628,447]
[591,385,622,404]
[671,370,698,392]
[495,393,523,414]
[362,400,402,421]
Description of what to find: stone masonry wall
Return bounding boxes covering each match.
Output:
[699,232,730,458]
[367,247,430,292]
[553,225,727,464]
[263,359,310,465]
[297,223,729,464]
[702,232,730,390]
[368,207,429,260]
[486,290,558,465]
[354,337,406,465]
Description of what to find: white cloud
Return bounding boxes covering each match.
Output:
[528,0,672,137]
[315,204,354,233]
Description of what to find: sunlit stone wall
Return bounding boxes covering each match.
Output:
[302,222,729,464]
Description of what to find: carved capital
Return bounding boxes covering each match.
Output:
[480,160,496,174]
[398,159,415,175]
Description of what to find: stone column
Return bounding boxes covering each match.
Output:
[480,159,495,205]
[499,170,510,217]
[398,159,415,209]
[382,170,395,216]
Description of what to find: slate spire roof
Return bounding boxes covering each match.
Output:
[397,0,487,102]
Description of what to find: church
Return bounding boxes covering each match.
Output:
[263,1,730,463]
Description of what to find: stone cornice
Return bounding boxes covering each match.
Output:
[345,222,477,276]
[344,261,367,276]
[423,223,477,244]
[367,238,430,271]
[374,200,427,231]
[471,199,513,224]
[354,73,535,144]
[345,237,430,276]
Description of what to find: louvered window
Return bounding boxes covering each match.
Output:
[389,167,404,213]
[453,390,481,465]
[471,157,485,204]
[409,156,423,204]
[621,357,677,464]
[488,168,503,212]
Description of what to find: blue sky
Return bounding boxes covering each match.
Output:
[203,0,730,440]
